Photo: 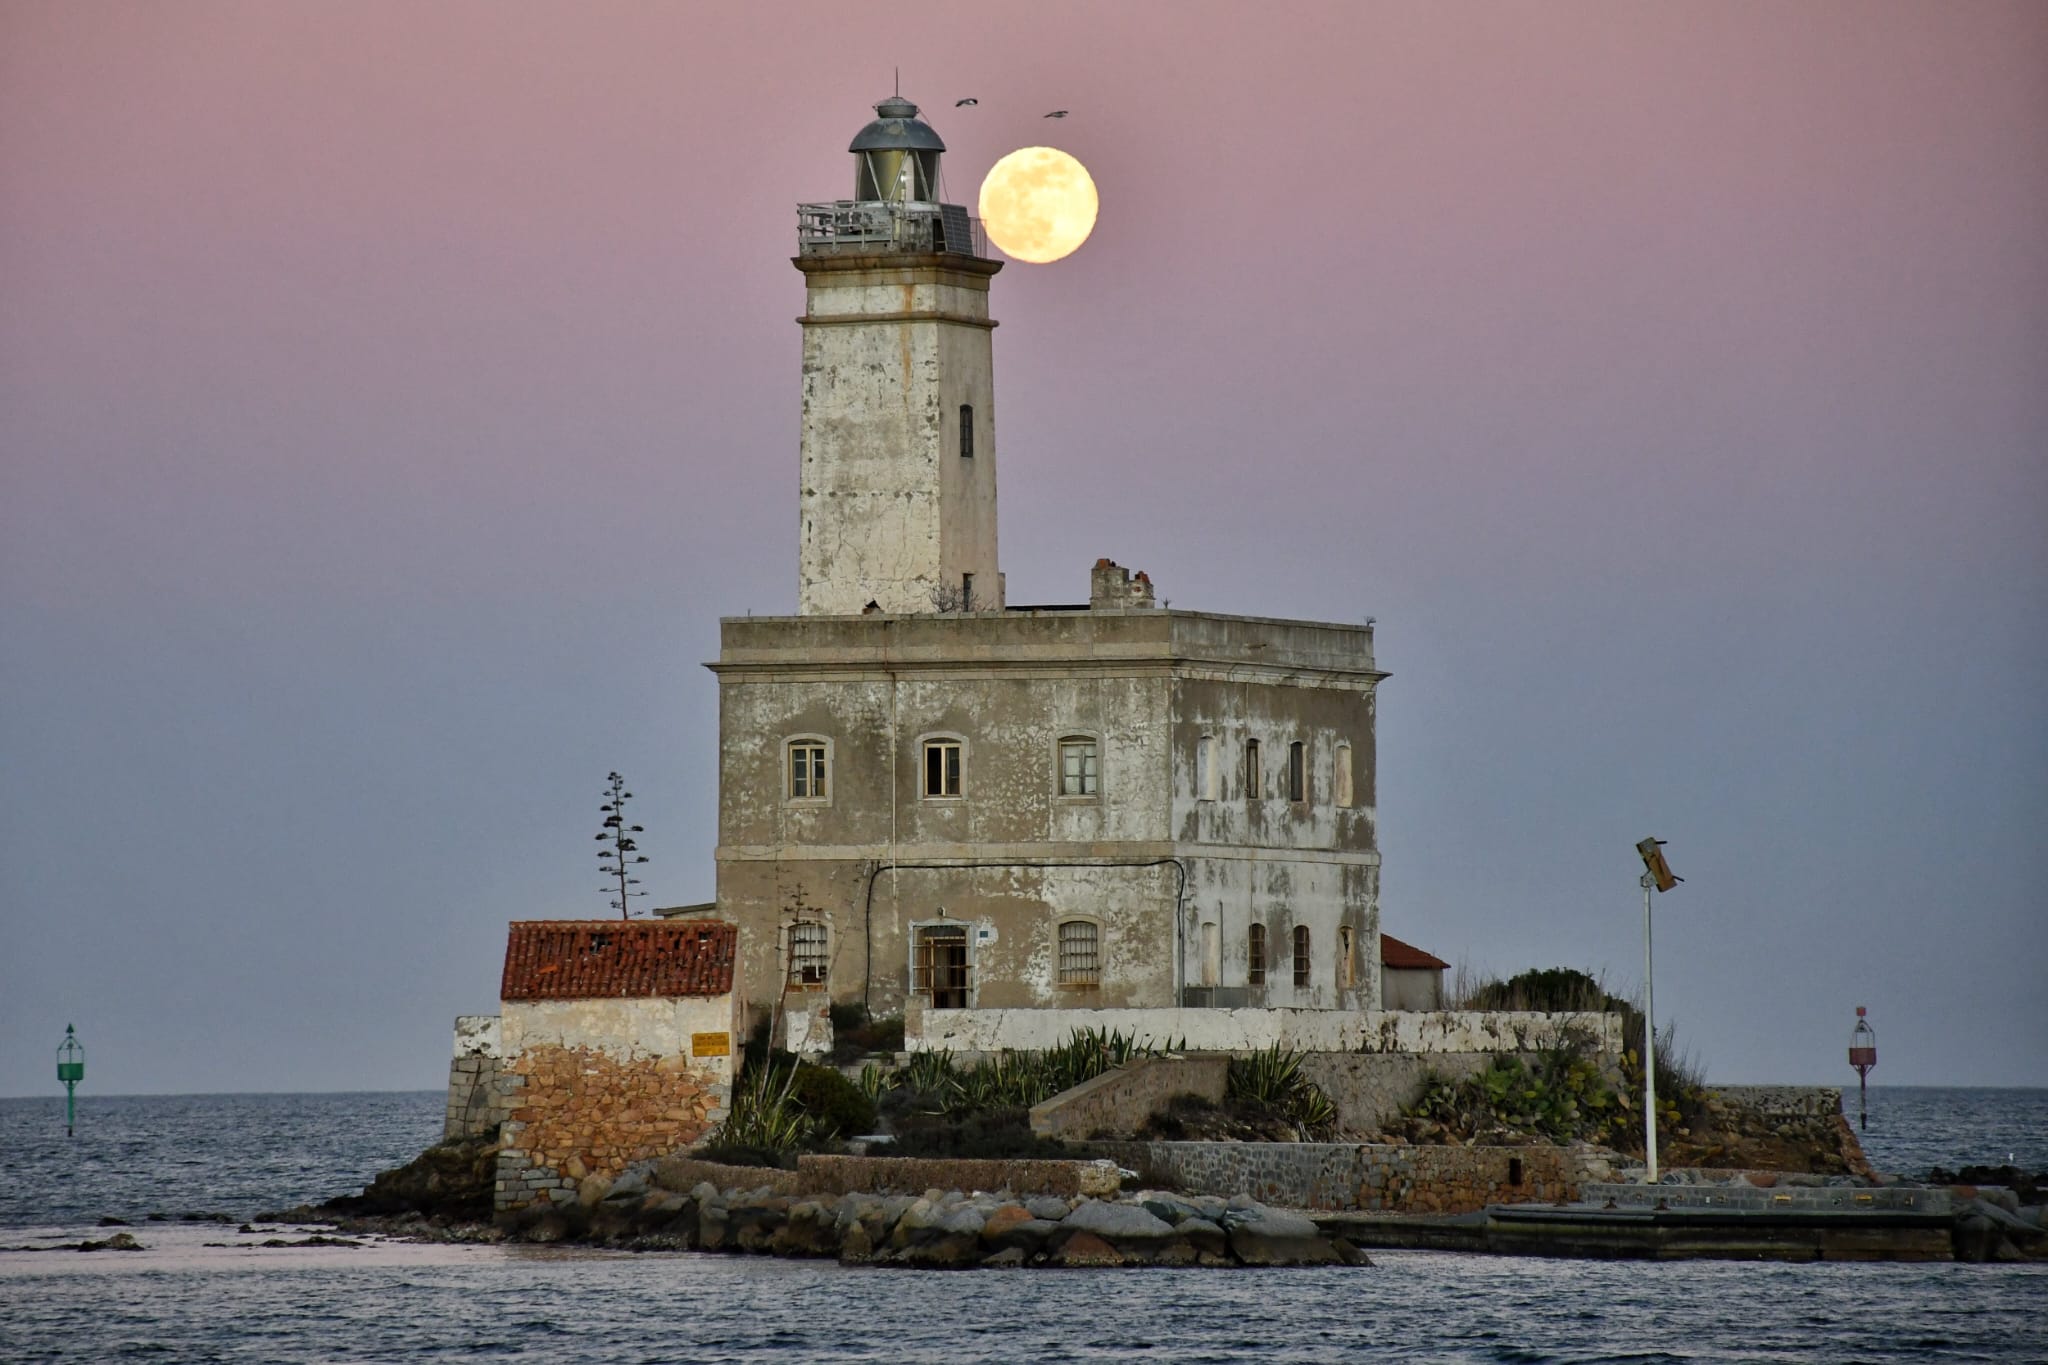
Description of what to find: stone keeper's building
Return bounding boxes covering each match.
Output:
[688,95,1388,1050]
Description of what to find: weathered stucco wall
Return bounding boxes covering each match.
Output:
[496,996,737,1214]
[797,256,1001,616]
[1088,1140,1613,1214]
[1380,965,1444,1011]
[712,608,1385,1032]
[910,1007,1621,1057]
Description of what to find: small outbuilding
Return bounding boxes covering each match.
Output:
[493,919,738,1214]
[1379,931,1451,1011]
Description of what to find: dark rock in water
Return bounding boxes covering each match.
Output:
[257,1235,360,1248]
[75,1233,144,1252]
[1927,1165,2044,1205]
[320,1135,497,1223]
[97,1216,130,1227]
[180,1212,234,1223]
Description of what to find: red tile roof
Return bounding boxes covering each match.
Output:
[501,920,736,1000]
[1379,932,1450,971]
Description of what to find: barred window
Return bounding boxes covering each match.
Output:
[788,920,827,987]
[1287,741,1307,803]
[1248,923,1267,985]
[959,403,974,459]
[1292,924,1311,988]
[1058,919,1100,987]
[1059,737,1099,796]
[788,741,828,801]
[923,739,962,798]
[1245,739,1262,799]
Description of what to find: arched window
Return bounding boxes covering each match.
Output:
[1057,919,1100,987]
[1292,924,1311,988]
[788,920,828,987]
[1336,743,1354,808]
[1197,735,1217,801]
[1338,926,1356,988]
[1244,738,1262,799]
[1201,920,1221,986]
[1287,741,1307,803]
[1248,922,1267,986]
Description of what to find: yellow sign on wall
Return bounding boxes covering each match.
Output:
[691,1032,731,1058]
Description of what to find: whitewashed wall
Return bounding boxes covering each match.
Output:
[909,1006,1621,1057]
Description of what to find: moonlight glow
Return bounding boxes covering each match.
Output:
[977,146,1098,264]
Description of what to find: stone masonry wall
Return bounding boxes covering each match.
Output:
[444,1014,509,1141]
[1028,1054,1231,1140]
[497,1045,728,1213]
[1089,1140,1614,1214]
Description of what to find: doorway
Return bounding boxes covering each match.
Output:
[915,924,971,1009]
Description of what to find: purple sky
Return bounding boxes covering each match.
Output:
[3,2,2043,1095]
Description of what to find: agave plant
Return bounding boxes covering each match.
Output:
[714,1060,815,1153]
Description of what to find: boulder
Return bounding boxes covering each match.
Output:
[1223,1203,1342,1267]
[980,1246,1029,1268]
[936,1206,988,1239]
[1177,1217,1228,1258]
[696,1198,730,1251]
[769,1200,839,1257]
[1025,1195,1073,1222]
[1139,1193,1205,1226]
[839,1221,875,1265]
[979,1204,1034,1246]
[1063,1200,1176,1246]
[1053,1230,1123,1266]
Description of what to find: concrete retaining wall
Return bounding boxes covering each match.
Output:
[1028,1054,1231,1140]
[1090,1139,1618,1214]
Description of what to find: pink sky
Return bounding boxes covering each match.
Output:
[3,2,2044,1093]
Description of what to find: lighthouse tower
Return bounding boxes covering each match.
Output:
[794,96,1003,615]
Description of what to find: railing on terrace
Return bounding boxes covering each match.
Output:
[797,200,990,260]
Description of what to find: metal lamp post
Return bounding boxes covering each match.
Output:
[56,1024,85,1137]
[1635,839,1682,1183]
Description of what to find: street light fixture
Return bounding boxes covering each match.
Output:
[1635,838,1683,1183]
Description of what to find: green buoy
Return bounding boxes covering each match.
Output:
[56,1024,84,1137]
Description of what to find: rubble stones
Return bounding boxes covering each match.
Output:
[488,1164,1360,1269]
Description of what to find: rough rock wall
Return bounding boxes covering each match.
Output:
[444,1014,509,1141]
[497,1046,728,1214]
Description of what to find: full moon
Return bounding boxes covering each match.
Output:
[977,147,1098,264]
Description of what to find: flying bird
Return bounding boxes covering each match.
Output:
[954,97,978,107]
[1043,110,1068,118]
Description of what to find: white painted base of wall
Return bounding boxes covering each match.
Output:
[909,1007,1621,1056]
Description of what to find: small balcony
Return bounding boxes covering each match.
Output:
[797,200,990,260]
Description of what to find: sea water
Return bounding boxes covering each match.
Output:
[1,1087,2043,1364]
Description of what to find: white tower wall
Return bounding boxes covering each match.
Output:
[796,255,1002,615]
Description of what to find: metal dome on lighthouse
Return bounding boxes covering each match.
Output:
[798,94,988,260]
[850,95,945,204]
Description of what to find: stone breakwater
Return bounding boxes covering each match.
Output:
[506,1165,1371,1269]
